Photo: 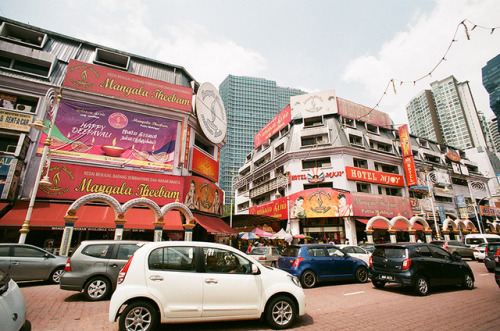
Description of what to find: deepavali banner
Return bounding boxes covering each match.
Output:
[37,162,183,205]
[183,176,223,216]
[249,188,353,220]
[37,100,178,170]
[254,105,291,148]
[63,60,193,112]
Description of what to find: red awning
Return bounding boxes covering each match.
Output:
[357,218,424,230]
[0,202,9,211]
[193,214,237,236]
[0,202,183,231]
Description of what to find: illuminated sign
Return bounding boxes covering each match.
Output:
[345,166,404,187]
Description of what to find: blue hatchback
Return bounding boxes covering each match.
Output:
[277,244,369,288]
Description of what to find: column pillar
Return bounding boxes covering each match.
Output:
[114,219,126,241]
[442,229,450,241]
[153,220,165,242]
[344,217,357,245]
[408,229,416,243]
[388,228,397,243]
[365,229,374,244]
[59,215,77,257]
[424,230,433,243]
[183,220,195,241]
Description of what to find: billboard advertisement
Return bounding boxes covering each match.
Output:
[254,105,291,148]
[0,110,33,132]
[191,148,219,182]
[290,90,337,119]
[345,166,405,187]
[63,60,192,112]
[351,192,413,218]
[37,100,178,171]
[403,155,418,186]
[37,162,183,205]
[398,125,412,158]
[183,176,223,216]
[337,97,392,129]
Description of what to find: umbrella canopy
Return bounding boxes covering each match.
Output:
[238,232,260,240]
[293,234,313,239]
[251,227,274,238]
[271,229,288,239]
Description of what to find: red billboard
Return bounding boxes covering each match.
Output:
[37,162,183,205]
[63,60,192,112]
[337,97,392,129]
[398,125,412,158]
[351,192,413,218]
[345,167,405,187]
[191,148,219,182]
[183,176,223,216]
[403,156,418,186]
[254,105,291,148]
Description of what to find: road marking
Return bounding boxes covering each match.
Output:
[480,273,491,276]
[344,291,364,296]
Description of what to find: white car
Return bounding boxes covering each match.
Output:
[109,241,306,330]
[473,243,487,262]
[0,269,30,331]
[337,245,371,265]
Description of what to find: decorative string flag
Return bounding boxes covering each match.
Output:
[357,18,499,124]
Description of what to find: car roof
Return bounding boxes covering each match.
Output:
[79,240,148,245]
[374,242,423,248]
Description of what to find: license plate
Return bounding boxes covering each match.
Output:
[379,275,394,281]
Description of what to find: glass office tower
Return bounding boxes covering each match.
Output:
[219,75,306,203]
[482,54,500,128]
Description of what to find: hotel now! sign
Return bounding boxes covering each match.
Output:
[345,166,404,187]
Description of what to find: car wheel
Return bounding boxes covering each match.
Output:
[49,267,65,284]
[372,279,386,289]
[355,266,368,283]
[271,261,276,267]
[470,255,476,261]
[414,276,429,296]
[84,277,111,301]
[300,270,317,288]
[119,300,158,331]
[463,272,474,290]
[265,295,296,330]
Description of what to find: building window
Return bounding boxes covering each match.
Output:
[302,157,331,169]
[254,153,270,168]
[353,158,368,169]
[194,136,214,156]
[253,173,270,186]
[369,140,393,153]
[356,182,371,193]
[275,143,284,156]
[237,202,249,212]
[366,123,380,134]
[304,116,323,127]
[0,22,47,48]
[418,138,429,148]
[301,134,328,147]
[239,167,250,177]
[0,91,38,112]
[0,134,20,153]
[280,125,289,136]
[423,154,441,164]
[275,166,284,176]
[343,117,356,128]
[435,196,453,203]
[349,134,364,147]
[374,162,399,174]
[94,48,130,70]
[378,186,402,197]
[304,182,333,190]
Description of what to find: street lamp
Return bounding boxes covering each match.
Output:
[476,195,491,234]
[19,88,61,244]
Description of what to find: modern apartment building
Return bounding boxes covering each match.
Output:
[406,75,487,150]
[482,54,500,123]
[218,75,306,203]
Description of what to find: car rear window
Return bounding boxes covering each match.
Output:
[251,248,268,255]
[430,241,444,247]
[486,238,500,243]
[281,247,300,257]
[82,244,111,258]
[466,238,485,245]
[373,247,408,258]
[487,243,500,252]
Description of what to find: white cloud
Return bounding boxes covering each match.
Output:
[342,0,500,126]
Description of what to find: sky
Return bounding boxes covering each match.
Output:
[1,0,499,128]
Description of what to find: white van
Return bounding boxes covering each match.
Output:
[464,234,500,248]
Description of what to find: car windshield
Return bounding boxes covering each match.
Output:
[251,248,269,254]
[373,247,407,258]
[281,246,300,257]
[430,241,444,247]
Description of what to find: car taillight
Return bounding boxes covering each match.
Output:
[443,243,449,249]
[496,248,500,263]
[292,257,304,268]
[259,257,266,260]
[369,256,373,267]
[402,259,411,270]
[473,249,479,253]
[64,258,72,272]
[117,255,134,284]
[485,246,488,253]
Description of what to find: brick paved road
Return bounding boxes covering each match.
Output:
[19,260,500,331]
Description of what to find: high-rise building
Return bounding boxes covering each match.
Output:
[406,75,486,150]
[482,54,500,127]
[487,117,500,153]
[219,75,306,203]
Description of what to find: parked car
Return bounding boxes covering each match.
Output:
[337,244,371,265]
[277,244,368,288]
[0,243,67,284]
[0,269,31,331]
[430,240,474,260]
[484,242,500,272]
[248,246,280,267]
[495,248,500,288]
[369,243,474,296]
[473,243,487,262]
[60,240,146,301]
[359,243,375,253]
[109,241,306,330]
[464,234,500,249]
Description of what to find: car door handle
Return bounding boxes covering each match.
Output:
[149,275,164,281]
[110,264,119,268]
[205,278,218,284]
[12,262,20,265]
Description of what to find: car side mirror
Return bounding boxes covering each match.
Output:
[452,251,461,261]
[251,264,259,274]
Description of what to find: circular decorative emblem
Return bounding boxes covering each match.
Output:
[108,112,128,129]
[196,82,227,144]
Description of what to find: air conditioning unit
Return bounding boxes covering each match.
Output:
[15,104,32,112]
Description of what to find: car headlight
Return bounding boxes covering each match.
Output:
[287,274,301,288]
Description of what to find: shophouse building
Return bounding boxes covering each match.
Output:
[232,89,496,244]
[0,17,235,251]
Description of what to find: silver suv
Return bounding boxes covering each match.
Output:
[60,240,146,301]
